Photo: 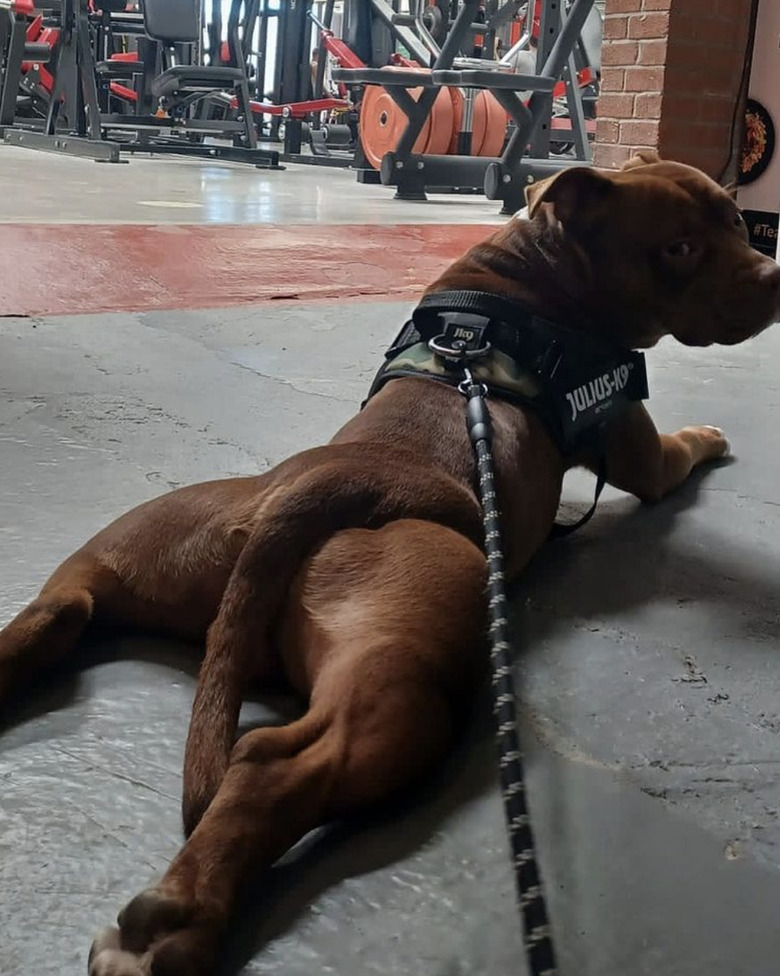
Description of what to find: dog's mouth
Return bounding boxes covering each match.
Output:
[674,312,776,347]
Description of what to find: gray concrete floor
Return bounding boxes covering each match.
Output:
[2,145,780,975]
[0,145,504,225]
[2,299,780,975]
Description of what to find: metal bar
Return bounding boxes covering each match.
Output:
[101,115,249,132]
[498,88,551,169]
[283,116,303,153]
[529,0,559,157]
[280,149,353,167]
[414,0,442,59]
[498,0,532,66]
[541,0,595,80]
[235,76,258,148]
[0,13,26,126]
[563,51,589,161]
[121,140,282,166]
[483,0,500,60]
[76,1,102,139]
[385,151,492,188]
[490,0,523,32]
[491,88,533,132]
[4,127,123,160]
[385,83,424,119]
[390,85,439,158]
[367,0,431,66]
[436,0,482,69]
[256,0,269,98]
[312,0,334,98]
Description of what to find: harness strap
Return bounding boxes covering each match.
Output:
[369,290,648,538]
[549,456,607,540]
[415,289,536,325]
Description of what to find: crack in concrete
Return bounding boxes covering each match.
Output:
[701,486,780,508]
[52,745,179,802]
[229,359,358,403]
[63,800,161,872]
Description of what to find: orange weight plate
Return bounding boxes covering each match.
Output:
[360,68,431,170]
[475,90,507,157]
[360,85,430,169]
[469,91,489,155]
[447,88,505,156]
[360,68,454,169]
[424,86,456,155]
[447,86,463,154]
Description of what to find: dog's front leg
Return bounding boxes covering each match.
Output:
[595,403,730,503]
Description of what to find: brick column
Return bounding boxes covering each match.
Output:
[594,0,756,179]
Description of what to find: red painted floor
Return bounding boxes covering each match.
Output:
[0,223,495,317]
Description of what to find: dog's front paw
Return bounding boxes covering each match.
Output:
[701,425,731,457]
[682,424,731,461]
[89,888,218,976]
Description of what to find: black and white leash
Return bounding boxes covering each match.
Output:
[460,367,558,976]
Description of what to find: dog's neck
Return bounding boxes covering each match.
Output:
[426,215,594,330]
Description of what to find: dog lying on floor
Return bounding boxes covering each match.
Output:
[1,153,778,976]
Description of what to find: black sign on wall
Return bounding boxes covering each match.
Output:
[743,209,779,257]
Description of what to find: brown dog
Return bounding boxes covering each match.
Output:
[1,154,779,976]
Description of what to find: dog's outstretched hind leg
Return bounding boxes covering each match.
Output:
[0,555,111,705]
[180,459,482,836]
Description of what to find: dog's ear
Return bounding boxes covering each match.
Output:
[621,149,662,170]
[525,166,615,223]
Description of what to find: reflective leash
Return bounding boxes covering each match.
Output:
[371,294,647,973]
[460,366,558,976]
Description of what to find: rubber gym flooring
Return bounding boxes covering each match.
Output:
[2,147,780,976]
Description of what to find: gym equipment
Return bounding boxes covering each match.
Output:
[360,76,505,167]
[200,0,363,168]
[1,0,281,166]
[360,69,455,169]
[0,0,58,127]
[335,0,599,211]
[274,6,362,167]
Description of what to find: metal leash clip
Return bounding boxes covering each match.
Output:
[457,366,488,398]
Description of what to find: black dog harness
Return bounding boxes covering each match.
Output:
[366,290,649,533]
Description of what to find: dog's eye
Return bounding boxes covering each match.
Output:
[660,239,702,275]
[734,211,745,227]
[664,241,693,258]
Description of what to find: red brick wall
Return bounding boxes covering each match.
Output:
[594,0,756,180]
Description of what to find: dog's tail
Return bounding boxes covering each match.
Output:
[181,457,481,834]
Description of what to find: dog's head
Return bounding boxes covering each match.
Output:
[525,151,780,348]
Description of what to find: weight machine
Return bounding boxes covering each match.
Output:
[334,0,600,211]
[1,0,281,166]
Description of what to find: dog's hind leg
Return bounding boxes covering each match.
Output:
[89,520,487,976]
[91,688,456,976]
[179,461,481,837]
[0,555,116,704]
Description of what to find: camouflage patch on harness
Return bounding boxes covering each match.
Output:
[384,343,542,400]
